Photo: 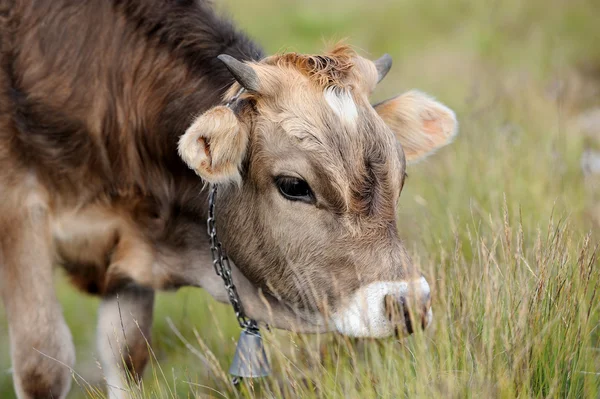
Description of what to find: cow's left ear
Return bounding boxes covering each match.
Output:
[178,105,249,184]
[374,90,458,162]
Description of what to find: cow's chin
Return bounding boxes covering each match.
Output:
[329,278,433,338]
[200,257,332,333]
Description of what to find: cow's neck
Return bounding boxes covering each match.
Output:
[108,1,263,190]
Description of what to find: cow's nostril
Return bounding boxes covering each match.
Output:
[403,300,414,335]
[383,295,414,334]
[383,294,399,322]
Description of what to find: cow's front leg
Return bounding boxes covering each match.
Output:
[0,198,75,399]
[96,284,154,399]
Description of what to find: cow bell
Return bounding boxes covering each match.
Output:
[229,328,271,378]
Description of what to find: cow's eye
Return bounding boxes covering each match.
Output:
[275,176,314,203]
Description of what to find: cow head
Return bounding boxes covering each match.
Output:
[178,45,457,337]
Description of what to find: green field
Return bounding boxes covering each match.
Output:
[1,0,599,397]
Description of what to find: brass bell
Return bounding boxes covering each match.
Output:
[229,328,271,378]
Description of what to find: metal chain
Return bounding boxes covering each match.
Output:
[207,185,257,331]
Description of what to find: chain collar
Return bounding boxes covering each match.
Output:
[207,184,258,331]
[206,87,259,332]
[224,87,245,108]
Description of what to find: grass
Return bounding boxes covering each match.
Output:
[1,0,600,397]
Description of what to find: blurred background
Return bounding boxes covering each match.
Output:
[1,0,599,397]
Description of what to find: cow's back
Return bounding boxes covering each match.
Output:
[0,0,261,198]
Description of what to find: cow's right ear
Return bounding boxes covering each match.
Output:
[178,105,249,185]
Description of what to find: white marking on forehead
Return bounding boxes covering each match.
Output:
[324,87,358,124]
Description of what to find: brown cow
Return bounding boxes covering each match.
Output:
[0,0,457,398]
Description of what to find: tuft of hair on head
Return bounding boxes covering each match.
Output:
[271,42,356,88]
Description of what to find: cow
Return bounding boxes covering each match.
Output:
[0,0,458,398]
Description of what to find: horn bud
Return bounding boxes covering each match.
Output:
[218,54,260,92]
[374,53,393,83]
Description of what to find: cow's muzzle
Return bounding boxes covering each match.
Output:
[330,276,432,337]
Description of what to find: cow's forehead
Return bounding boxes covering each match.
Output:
[228,45,405,216]
[258,86,405,219]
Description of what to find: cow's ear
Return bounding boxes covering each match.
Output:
[374,90,458,162]
[178,106,249,184]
